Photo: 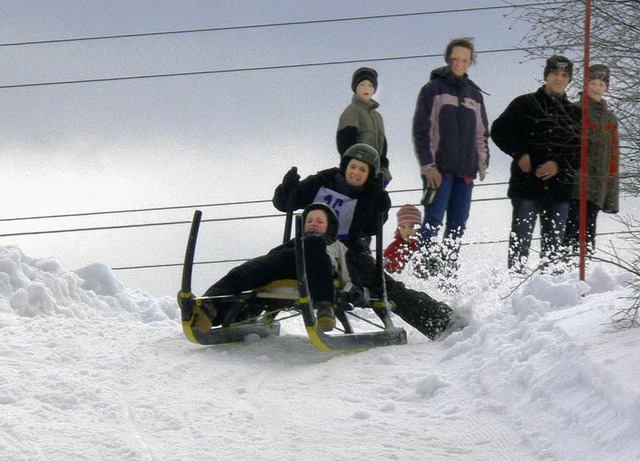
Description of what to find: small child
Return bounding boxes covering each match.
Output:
[383,204,422,274]
[563,64,620,254]
[336,67,392,184]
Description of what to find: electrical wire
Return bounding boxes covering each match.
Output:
[0,183,509,223]
[0,45,563,90]
[0,2,569,48]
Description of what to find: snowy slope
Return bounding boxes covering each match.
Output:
[1,244,639,461]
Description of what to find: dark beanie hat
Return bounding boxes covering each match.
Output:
[589,64,610,86]
[302,202,339,240]
[544,55,573,81]
[351,67,378,92]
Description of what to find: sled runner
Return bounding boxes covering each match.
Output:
[177,210,407,352]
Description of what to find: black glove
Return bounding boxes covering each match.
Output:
[381,167,393,186]
[338,286,369,307]
[282,167,300,189]
[381,193,391,213]
[303,232,335,246]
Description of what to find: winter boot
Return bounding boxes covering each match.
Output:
[433,306,472,341]
[315,301,336,332]
[386,281,452,340]
[193,304,215,333]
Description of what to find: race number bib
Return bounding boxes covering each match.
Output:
[313,186,358,240]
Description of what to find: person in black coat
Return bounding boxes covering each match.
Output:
[491,55,581,272]
[273,143,453,340]
[203,202,365,332]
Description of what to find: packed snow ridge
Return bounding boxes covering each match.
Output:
[1,245,639,460]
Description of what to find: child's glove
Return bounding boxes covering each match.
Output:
[337,286,369,307]
[282,167,300,188]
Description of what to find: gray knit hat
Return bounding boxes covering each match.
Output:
[589,64,610,86]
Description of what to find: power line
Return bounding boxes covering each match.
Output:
[0,189,511,238]
[0,182,508,223]
[0,214,285,238]
[0,184,630,272]
[110,230,634,272]
[0,3,567,48]
[0,199,270,222]
[0,45,559,90]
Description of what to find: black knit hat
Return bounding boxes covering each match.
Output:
[544,55,573,81]
[302,202,339,239]
[589,64,610,86]
[351,67,378,92]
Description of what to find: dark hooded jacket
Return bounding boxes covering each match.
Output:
[273,167,390,253]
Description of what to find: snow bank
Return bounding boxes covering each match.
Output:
[0,246,178,323]
[1,244,639,460]
[441,269,640,460]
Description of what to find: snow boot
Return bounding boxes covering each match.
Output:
[193,304,215,333]
[177,291,215,333]
[434,306,472,341]
[315,301,336,332]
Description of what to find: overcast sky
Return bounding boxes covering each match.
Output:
[0,1,589,296]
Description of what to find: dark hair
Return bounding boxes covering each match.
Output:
[444,37,475,65]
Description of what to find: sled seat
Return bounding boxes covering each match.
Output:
[254,279,299,300]
[254,279,344,301]
[253,279,360,333]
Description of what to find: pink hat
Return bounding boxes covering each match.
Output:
[396,204,422,226]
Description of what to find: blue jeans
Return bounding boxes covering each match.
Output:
[420,175,473,262]
[508,197,570,270]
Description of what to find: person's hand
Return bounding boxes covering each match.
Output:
[340,286,369,307]
[424,168,442,189]
[282,167,299,188]
[376,192,391,214]
[535,160,559,180]
[478,164,487,181]
[381,167,393,186]
[517,154,532,173]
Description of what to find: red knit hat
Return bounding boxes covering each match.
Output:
[396,204,422,227]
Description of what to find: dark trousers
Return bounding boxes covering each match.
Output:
[205,235,335,303]
[508,197,569,270]
[346,250,451,340]
[563,199,600,254]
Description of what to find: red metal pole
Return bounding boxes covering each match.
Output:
[579,0,591,281]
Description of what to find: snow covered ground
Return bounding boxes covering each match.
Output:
[1,244,639,461]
